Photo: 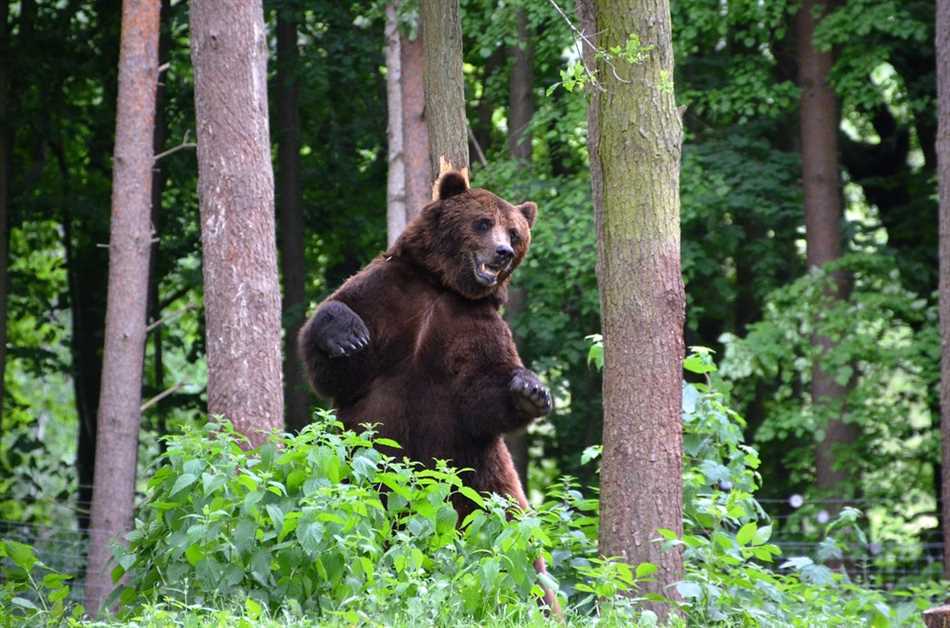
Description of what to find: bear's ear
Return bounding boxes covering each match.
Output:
[437,171,469,200]
[517,202,537,227]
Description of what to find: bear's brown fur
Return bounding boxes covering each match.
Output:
[298,172,558,609]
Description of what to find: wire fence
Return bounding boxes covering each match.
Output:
[0,496,944,604]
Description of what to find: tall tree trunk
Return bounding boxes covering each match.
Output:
[401,30,431,219]
[419,0,469,189]
[385,3,407,247]
[936,0,950,581]
[147,0,171,448]
[504,7,534,489]
[276,5,310,433]
[796,0,858,497]
[190,0,284,447]
[84,0,161,614]
[0,0,10,434]
[579,0,685,616]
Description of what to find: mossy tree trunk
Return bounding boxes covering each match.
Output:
[190,0,284,447]
[84,0,161,613]
[420,0,468,190]
[578,0,685,616]
[936,0,950,581]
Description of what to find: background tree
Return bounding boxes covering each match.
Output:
[796,0,857,500]
[190,0,283,447]
[937,0,950,580]
[420,0,469,186]
[401,22,430,218]
[385,2,407,246]
[578,0,685,613]
[84,0,161,613]
[275,1,310,433]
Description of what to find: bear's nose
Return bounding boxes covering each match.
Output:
[495,245,514,261]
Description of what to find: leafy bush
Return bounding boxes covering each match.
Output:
[0,539,81,626]
[112,413,646,625]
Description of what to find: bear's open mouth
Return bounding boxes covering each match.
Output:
[472,255,509,287]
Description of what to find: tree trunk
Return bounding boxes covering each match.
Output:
[401,29,431,219]
[503,7,534,488]
[276,5,310,433]
[190,0,284,447]
[796,0,858,497]
[385,3,407,247]
[579,0,685,616]
[0,0,10,434]
[507,9,534,162]
[936,0,950,581]
[84,0,161,614]
[419,0,469,190]
[147,0,170,448]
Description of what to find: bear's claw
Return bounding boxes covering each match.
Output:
[509,369,553,417]
[313,301,371,359]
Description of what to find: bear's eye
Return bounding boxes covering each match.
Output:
[474,218,492,233]
[509,229,521,245]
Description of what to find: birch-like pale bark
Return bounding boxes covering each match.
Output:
[385,3,407,247]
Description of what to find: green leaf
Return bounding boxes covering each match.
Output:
[170,472,198,496]
[245,597,262,620]
[751,524,772,546]
[736,522,757,546]
[5,540,37,572]
[185,544,204,567]
[457,486,485,508]
[635,562,657,578]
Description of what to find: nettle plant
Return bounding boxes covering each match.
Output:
[111,414,644,624]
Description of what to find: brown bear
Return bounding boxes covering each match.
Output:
[298,171,558,609]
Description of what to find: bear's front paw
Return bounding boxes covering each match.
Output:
[314,301,371,358]
[509,369,553,417]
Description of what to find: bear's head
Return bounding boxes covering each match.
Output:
[392,171,537,302]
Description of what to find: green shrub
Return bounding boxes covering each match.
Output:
[112,413,646,625]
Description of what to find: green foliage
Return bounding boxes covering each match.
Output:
[112,414,646,624]
[0,539,82,626]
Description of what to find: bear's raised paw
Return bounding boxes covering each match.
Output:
[509,369,553,417]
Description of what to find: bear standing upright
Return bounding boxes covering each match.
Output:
[298,171,559,609]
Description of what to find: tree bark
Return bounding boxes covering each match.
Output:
[401,29,431,219]
[0,0,10,434]
[190,0,284,447]
[147,0,170,448]
[579,0,685,616]
[385,3,407,247]
[796,0,858,496]
[504,7,534,488]
[84,0,161,614]
[276,5,310,433]
[507,9,534,162]
[936,0,950,581]
[419,0,469,190]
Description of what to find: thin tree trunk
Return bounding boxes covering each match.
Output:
[504,7,534,488]
[796,0,858,496]
[579,0,685,617]
[401,30,431,219]
[0,0,10,434]
[190,0,284,447]
[147,0,170,448]
[276,6,310,433]
[936,0,950,581]
[385,3,407,246]
[84,0,161,614]
[419,0,469,190]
